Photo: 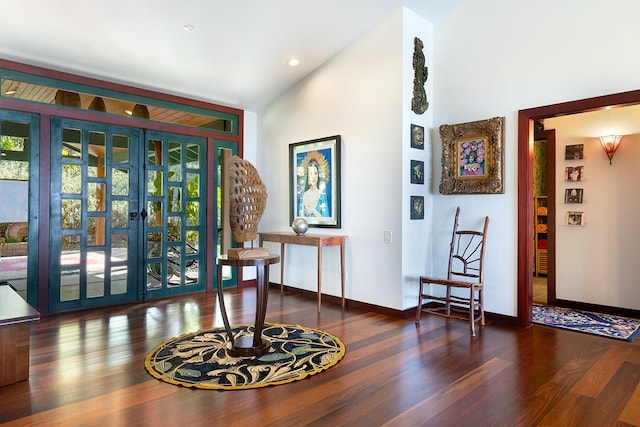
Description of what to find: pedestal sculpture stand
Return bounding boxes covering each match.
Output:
[216,254,280,357]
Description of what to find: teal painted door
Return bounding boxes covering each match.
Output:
[49,118,141,311]
[214,141,238,289]
[49,120,207,312]
[0,110,39,307]
[144,131,207,298]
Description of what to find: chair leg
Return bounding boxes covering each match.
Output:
[415,280,423,325]
[479,287,485,326]
[469,285,476,336]
[445,285,451,316]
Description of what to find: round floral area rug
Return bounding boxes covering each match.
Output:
[144,323,346,390]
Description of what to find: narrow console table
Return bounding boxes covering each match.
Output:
[216,254,280,357]
[0,285,40,387]
[258,232,347,312]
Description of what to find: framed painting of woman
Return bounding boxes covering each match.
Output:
[289,135,341,228]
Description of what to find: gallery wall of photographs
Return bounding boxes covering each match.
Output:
[564,143,585,226]
[410,124,425,220]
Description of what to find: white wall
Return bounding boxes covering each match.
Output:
[401,10,434,309]
[545,106,640,310]
[260,9,433,310]
[259,0,640,315]
[432,0,640,316]
[240,110,259,280]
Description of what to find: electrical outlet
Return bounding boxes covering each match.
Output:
[384,230,392,244]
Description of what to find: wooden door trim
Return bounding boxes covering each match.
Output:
[517,89,640,328]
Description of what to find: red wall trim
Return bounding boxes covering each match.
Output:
[0,58,243,117]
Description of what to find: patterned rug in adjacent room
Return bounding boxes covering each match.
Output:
[533,304,640,342]
[145,323,346,390]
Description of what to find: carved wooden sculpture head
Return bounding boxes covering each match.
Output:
[227,156,267,243]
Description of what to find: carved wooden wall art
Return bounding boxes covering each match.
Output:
[411,37,429,115]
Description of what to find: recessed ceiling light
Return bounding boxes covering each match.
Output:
[288,58,300,67]
[184,24,194,32]
[4,89,16,95]
[124,109,133,116]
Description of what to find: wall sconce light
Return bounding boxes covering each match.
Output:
[598,135,624,165]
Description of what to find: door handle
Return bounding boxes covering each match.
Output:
[129,211,138,220]
[140,208,147,220]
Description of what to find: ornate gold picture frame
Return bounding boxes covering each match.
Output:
[438,116,505,194]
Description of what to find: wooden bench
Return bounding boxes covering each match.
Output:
[0,284,39,387]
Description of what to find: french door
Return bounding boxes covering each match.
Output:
[144,131,207,298]
[49,118,206,312]
[0,110,39,307]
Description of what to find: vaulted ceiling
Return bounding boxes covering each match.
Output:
[0,0,465,111]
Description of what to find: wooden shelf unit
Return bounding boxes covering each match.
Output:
[534,196,548,276]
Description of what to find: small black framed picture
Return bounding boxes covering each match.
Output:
[410,124,424,149]
[410,196,424,220]
[410,160,424,184]
[564,188,583,203]
[565,144,584,160]
[564,165,584,182]
[566,211,584,226]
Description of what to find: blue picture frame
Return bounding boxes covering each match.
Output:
[410,160,424,184]
[411,124,424,149]
[410,196,424,220]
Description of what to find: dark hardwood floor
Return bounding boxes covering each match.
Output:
[2,287,640,426]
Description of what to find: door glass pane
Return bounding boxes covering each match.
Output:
[148,170,163,196]
[110,266,127,295]
[0,120,29,180]
[146,232,163,289]
[168,216,181,241]
[62,235,81,251]
[112,234,128,262]
[167,244,181,287]
[112,168,129,196]
[186,143,199,168]
[87,250,105,298]
[88,182,107,212]
[186,173,199,197]
[88,132,106,178]
[168,141,181,182]
[62,164,82,194]
[111,201,128,228]
[60,273,80,301]
[62,128,82,158]
[147,233,162,257]
[87,216,106,246]
[61,199,81,229]
[148,140,162,166]
[113,134,129,164]
[186,202,199,226]
[147,200,163,227]
[187,231,199,255]
[60,239,80,302]
[168,186,181,212]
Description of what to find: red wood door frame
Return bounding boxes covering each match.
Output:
[517,89,640,328]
